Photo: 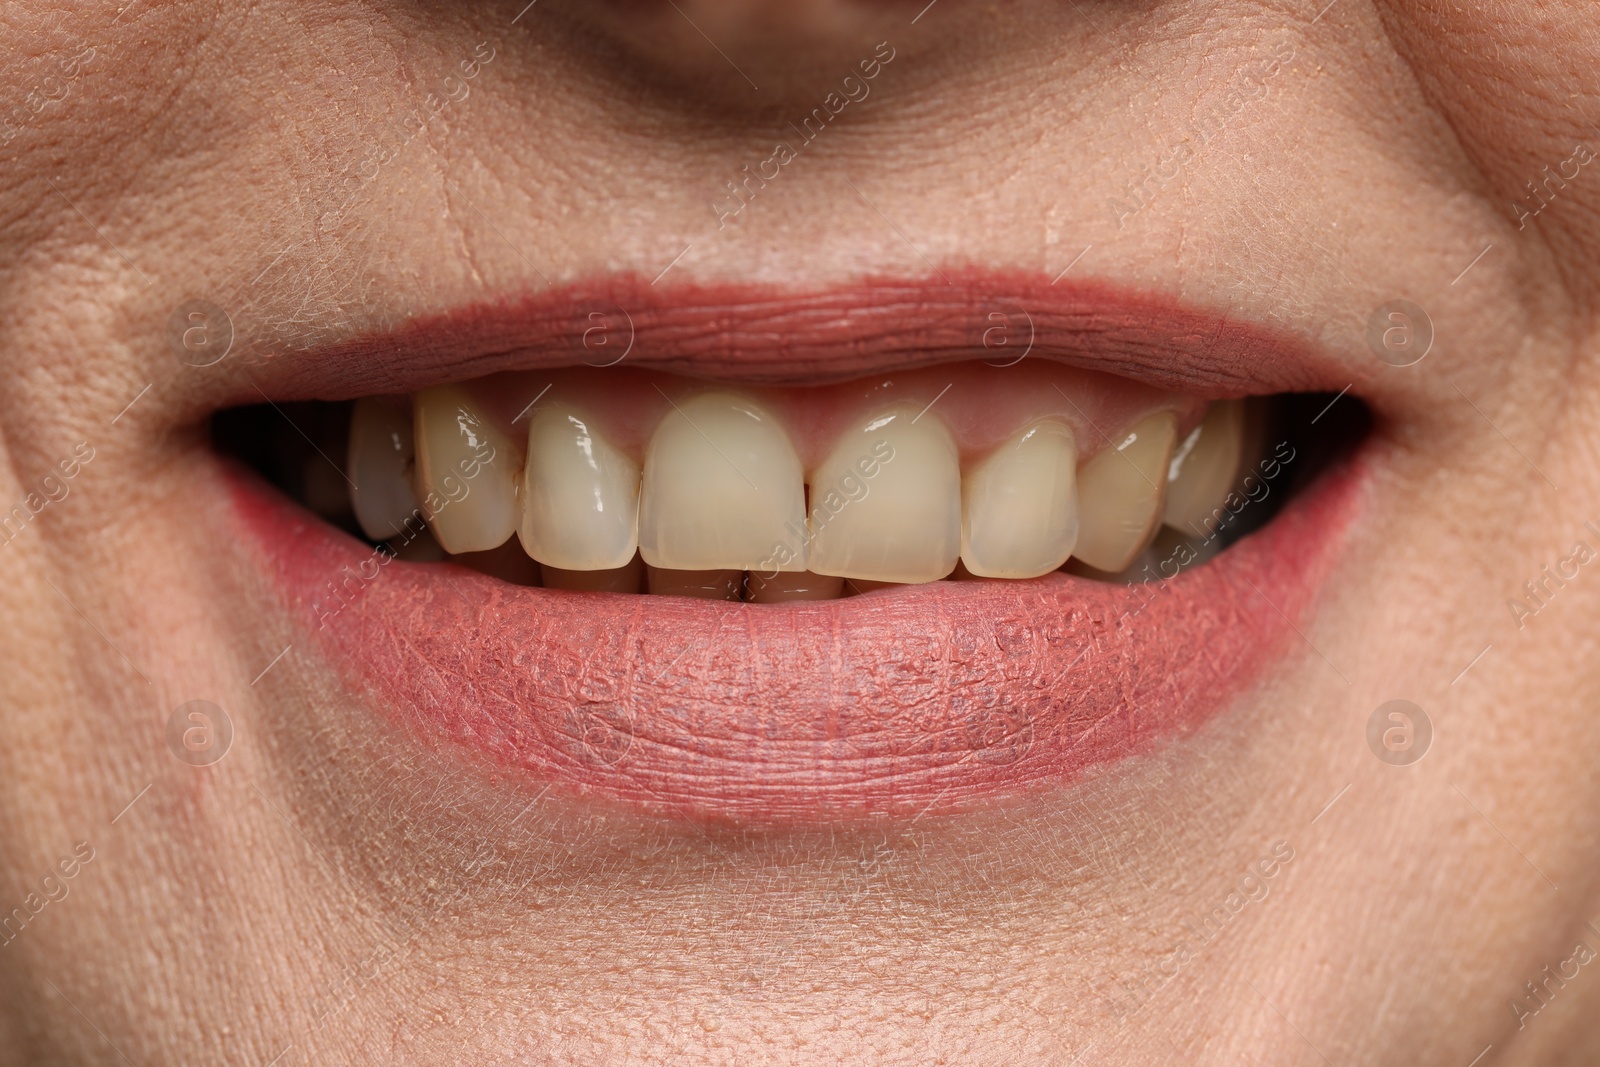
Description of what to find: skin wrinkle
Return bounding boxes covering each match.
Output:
[1371,0,1600,302]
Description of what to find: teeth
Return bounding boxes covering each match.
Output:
[807,407,960,583]
[646,566,743,600]
[1071,413,1177,573]
[542,554,644,593]
[385,374,1231,597]
[745,570,845,603]
[518,407,640,570]
[413,385,520,554]
[1163,401,1244,533]
[960,419,1079,579]
[638,392,807,572]
[348,398,421,541]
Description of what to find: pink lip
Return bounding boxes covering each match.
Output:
[240,271,1357,405]
[229,275,1367,825]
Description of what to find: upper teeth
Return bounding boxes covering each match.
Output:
[346,398,418,541]
[347,377,1245,591]
[960,418,1080,579]
[518,405,640,571]
[638,392,809,573]
[805,404,961,584]
[412,385,519,555]
[1163,399,1246,535]
[1070,412,1178,574]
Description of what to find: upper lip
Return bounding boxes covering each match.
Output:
[212,270,1359,409]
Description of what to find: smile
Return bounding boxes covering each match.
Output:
[218,271,1369,825]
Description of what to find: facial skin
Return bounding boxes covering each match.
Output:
[2,0,1599,1063]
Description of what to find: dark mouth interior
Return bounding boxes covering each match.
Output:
[212,385,1369,594]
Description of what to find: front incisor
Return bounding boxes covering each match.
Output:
[807,407,960,584]
[638,392,807,572]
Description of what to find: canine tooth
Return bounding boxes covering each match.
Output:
[639,392,806,571]
[518,407,640,570]
[961,419,1079,579]
[745,570,845,603]
[1163,401,1244,533]
[348,398,421,540]
[413,385,520,554]
[1071,413,1177,573]
[542,554,644,593]
[807,407,960,583]
[646,566,743,600]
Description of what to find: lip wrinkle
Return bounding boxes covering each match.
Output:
[230,271,1363,407]
[231,442,1368,826]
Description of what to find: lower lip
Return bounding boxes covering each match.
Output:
[233,455,1365,826]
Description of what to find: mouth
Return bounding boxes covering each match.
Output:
[215,271,1370,825]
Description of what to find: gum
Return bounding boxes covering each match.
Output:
[449,360,1210,470]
